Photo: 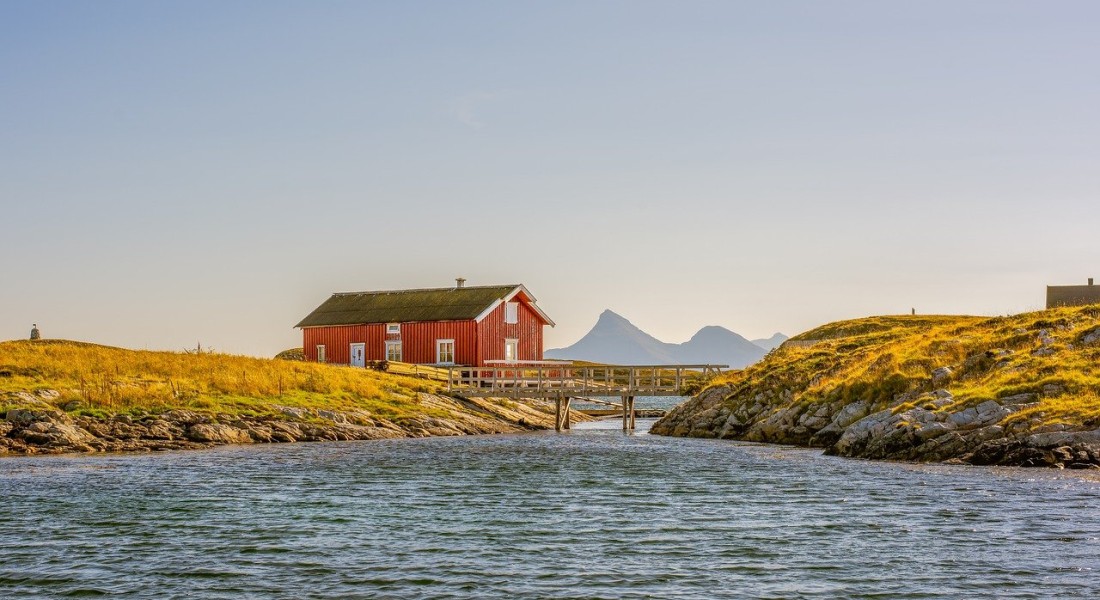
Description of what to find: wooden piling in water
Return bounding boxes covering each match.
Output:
[622,395,635,431]
[554,396,573,431]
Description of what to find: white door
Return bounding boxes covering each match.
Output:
[350,343,366,367]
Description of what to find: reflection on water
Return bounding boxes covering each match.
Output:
[1,420,1098,599]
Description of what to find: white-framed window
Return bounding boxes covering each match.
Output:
[386,323,401,335]
[504,301,519,324]
[436,339,455,365]
[504,338,518,362]
[316,344,326,363]
[385,341,402,362]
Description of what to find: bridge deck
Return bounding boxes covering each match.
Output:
[445,363,726,399]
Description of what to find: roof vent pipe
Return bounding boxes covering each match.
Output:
[1090,278,1094,286]
[456,277,466,289]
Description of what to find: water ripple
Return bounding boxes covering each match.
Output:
[2,419,1099,598]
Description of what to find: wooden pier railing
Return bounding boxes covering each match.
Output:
[444,363,726,398]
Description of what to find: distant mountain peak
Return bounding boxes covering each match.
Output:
[590,310,648,334]
[596,309,632,324]
[751,332,790,352]
[546,310,782,369]
[689,325,739,340]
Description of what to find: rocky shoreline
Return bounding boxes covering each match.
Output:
[0,391,584,456]
[652,385,1100,469]
[652,309,1100,469]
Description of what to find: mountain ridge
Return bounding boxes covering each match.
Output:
[545,309,781,369]
[751,332,789,352]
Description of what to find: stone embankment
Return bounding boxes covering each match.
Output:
[652,385,1100,469]
[0,391,582,456]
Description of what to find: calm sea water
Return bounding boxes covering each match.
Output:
[1,419,1098,599]
[573,395,685,410]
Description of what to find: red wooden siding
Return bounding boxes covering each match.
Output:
[303,320,478,365]
[476,298,544,364]
[399,320,478,365]
[303,324,385,364]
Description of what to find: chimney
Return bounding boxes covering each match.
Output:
[1090,278,1094,286]
[455,277,466,289]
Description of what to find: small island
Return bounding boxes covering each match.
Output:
[651,305,1100,469]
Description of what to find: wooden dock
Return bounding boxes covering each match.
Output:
[445,363,726,431]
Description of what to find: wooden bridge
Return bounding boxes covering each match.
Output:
[444,363,727,431]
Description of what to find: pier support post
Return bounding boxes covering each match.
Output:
[622,395,628,431]
[555,396,571,432]
[622,395,635,431]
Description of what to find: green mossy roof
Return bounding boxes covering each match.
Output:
[295,285,521,328]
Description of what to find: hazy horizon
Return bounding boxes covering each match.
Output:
[3,1,1098,356]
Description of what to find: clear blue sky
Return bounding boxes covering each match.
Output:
[2,1,1098,356]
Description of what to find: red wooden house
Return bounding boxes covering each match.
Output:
[295,280,555,367]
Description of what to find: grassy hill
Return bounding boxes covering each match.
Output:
[0,339,439,420]
[1,340,585,455]
[652,306,1100,467]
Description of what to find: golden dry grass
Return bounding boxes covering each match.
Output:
[712,306,1100,427]
[0,340,444,419]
